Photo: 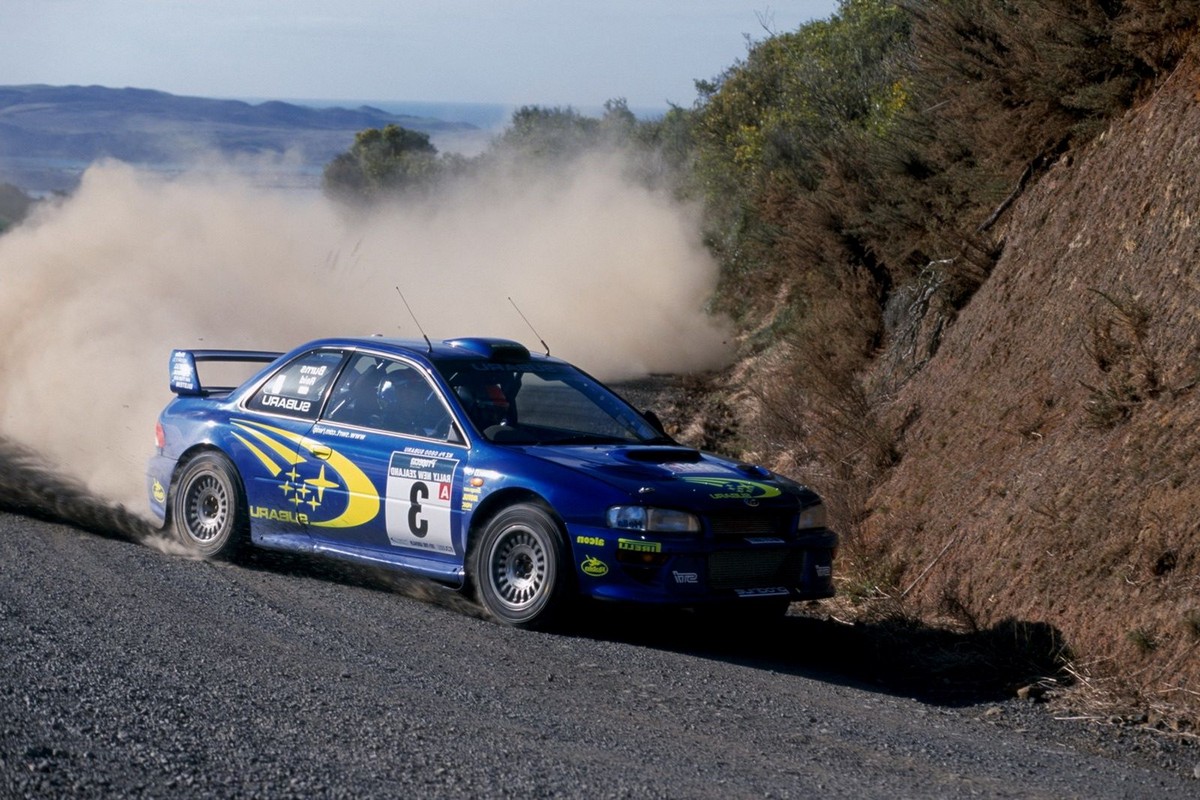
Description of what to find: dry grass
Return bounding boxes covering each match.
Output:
[683,44,1200,729]
[851,47,1200,728]
[1080,288,1161,428]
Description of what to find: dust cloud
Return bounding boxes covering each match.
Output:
[0,154,731,511]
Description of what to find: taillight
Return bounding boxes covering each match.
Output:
[154,421,165,450]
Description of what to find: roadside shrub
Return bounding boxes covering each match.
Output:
[1080,288,1160,427]
[1126,627,1158,654]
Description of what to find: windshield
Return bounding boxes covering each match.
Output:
[433,359,664,445]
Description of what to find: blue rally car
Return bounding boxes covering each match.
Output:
[147,336,837,628]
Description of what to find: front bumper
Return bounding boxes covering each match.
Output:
[567,525,838,606]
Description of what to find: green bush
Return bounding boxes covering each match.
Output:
[323,124,441,202]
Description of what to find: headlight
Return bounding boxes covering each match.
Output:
[606,506,701,534]
[797,502,827,530]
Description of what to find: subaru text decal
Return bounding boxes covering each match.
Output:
[680,477,782,501]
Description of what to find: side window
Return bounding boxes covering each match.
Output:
[247,350,344,420]
[324,354,453,441]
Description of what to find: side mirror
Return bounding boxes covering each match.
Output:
[642,409,667,435]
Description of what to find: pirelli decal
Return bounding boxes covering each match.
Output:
[617,538,662,553]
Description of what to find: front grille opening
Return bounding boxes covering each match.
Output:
[707,513,792,541]
[708,550,806,590]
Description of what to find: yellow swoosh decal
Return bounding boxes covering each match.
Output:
[233,421,307,466]
[231,432,282,477]
[298,436,380,528]
[234,420,380,529]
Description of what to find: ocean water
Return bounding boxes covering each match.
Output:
[0,97,669,194]
[238,96,668,159]
[252,97,518,158]
[289,98,516,131]
[280,98,668,130]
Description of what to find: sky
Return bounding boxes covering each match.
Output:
[2,0,840,111]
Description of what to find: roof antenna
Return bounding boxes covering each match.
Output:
[508,296,549,355]
[395,286,433,353]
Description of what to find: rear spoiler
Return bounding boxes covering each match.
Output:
[169,349,283,396]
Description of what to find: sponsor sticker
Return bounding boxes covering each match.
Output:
[735,587,790,598]
[169,351,196,392]
[261,394,312,413]
[250,506,309,525]
[461,487,481,512]
[617,538,662,553]
[680,477,782,501]
[581,556,609,577]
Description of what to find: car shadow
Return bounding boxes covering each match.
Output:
[236,545,1069,708]
[564,602,1071,708]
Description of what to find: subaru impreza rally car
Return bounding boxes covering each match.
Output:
[147,336,837,628]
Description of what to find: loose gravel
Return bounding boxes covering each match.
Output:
[1,514,1197,798]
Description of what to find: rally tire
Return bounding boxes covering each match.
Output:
[473,503,571,629]
[171,452,248,560]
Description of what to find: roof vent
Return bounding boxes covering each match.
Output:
[444,338,531,362]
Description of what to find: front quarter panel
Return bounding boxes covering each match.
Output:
[475,445,838,606]
[457,443,624,556]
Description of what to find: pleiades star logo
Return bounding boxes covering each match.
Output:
[231,419,380,527]
[680,477,781,501]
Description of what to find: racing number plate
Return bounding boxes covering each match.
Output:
[385,452,459,555]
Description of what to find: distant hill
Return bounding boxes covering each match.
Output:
[0,84,478,191]
[0,182,34,233]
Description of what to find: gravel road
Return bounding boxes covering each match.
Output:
[2,512,1197,798]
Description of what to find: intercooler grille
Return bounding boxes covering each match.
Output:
[707,513,792,541]
[707,549,807,590]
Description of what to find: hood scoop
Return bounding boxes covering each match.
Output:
[621,447,703,464]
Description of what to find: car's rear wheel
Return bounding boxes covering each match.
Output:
[473,503,570,629]
[171,452,247,559]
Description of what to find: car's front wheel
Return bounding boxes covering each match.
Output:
[171,452,247,559]
[473,503,570,629]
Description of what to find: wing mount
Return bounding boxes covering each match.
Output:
[169,349,282,396]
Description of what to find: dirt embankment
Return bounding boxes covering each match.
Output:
[863,44,1200,722]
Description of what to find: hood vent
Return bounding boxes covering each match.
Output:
[622,447,703,464]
